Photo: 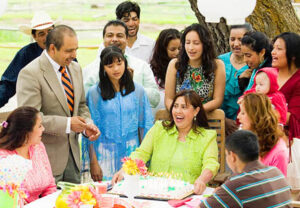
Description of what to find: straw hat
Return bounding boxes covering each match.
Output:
[19,11,55,35]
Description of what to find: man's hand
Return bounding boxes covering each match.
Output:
[90,162,103,182]
[71,116,87,133]
[85,123,100,141]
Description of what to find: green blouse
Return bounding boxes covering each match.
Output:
[130,121,220,183]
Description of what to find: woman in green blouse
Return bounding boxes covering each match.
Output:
[112,90,219,194]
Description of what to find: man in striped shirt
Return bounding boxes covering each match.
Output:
[200,130,291,208]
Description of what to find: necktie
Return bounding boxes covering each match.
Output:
[59,66,74,114]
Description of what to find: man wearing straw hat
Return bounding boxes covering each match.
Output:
[0,11,55,108]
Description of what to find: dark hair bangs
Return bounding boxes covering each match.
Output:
[102,52,125,66]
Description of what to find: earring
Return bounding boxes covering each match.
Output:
[104,71,106,76]
[194,116,196,121]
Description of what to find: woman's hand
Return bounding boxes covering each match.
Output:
[194,178,207,195]
[239,68,253,78]
[85,123,101,141]
[112,169,124,185]
[225,118,238,137]
[90,162,103,182]
[194,169,214,194]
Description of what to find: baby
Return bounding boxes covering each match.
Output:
[243,67,287,125]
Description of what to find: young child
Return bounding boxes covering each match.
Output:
[243,67,287,125]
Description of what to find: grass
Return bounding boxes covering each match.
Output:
[0,0,198,75]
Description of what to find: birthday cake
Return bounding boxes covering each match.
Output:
[111,176,194,200]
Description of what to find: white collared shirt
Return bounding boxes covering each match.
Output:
[44,50,72,133]
[44,51,73,85]
[125,33,155,63]
[97,33,154,64]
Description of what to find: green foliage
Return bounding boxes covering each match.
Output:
[0,31,28,43]
[0,0,197,75]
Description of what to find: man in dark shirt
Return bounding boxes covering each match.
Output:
[200,130,291,208]
[0,11,54,107]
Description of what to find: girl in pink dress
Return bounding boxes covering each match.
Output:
[0,106,56,203]
[238,93,288,176]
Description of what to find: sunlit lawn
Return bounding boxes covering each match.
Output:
[0,0,197,75]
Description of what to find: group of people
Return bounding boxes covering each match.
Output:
[0,0,299,206]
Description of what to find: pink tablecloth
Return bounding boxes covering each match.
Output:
[24,191,171,208]
[24,188,215,208]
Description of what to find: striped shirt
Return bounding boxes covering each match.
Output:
[200,160,291,208]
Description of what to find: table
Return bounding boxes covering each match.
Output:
[24,191,194,208]
[24,190,300,208]
[25,191,60,208]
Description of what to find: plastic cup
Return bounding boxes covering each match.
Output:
[95,183,107,194]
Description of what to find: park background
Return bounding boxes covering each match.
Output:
[0,0,203,76]
[1,0,300,76]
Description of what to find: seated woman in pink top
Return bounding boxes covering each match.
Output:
[0,106,56,203]
[237,93,288,175]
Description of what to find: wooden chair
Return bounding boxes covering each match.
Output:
[155,108,229,184]
[206,109,230,184]
[155,109,170,121]
[0,111,10,123]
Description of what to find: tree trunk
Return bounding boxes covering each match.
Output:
[188,0,300,55]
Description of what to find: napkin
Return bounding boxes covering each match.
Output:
[168,197,192,207]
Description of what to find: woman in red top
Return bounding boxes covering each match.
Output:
[272,32,300,140]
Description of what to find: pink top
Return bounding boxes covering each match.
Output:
[0,142,56,203]
[260,138,289,176]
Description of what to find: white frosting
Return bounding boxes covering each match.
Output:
[111,176,194,200]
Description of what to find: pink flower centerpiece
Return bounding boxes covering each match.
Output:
[121,157,147,201]
[121,157,147,176]
[55,183,102,208]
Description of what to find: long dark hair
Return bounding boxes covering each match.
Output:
[272,32,300,69]
[99,46,135,100]
[163,90,209,132]
[150,28,181,88]
[241,31,272,60]
[0,106,39,150]
[176,24,217,83]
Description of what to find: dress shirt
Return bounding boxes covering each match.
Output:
[44,51,71,133]
[97,33,154,64]
[125,33,154,63]
[130,121,219,183]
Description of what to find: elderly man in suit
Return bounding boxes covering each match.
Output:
[16,25,100,183]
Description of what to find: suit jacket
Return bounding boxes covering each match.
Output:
[16,51,91,176]
[0,42,43,107]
